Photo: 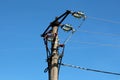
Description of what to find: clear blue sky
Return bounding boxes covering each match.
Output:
[0,0,120,80]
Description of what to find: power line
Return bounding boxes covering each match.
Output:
[76,30,120,43]
[79,30,120,37]
[62,16,120,45]
[63,17,120,45]
[63,29,120,48]
[63,20,85,45]
[88,16,120,24]
[78,41,120,48]
[61,63,120,76]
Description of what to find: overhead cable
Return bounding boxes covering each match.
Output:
[79,30,120,37]
[63,20,85,44]
[61,63,120,76]
[88,16,120,24]
[73,41,120,48]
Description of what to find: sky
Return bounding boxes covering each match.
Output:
[0,0,120,80]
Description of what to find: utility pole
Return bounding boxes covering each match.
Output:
[50,23,59,80]
[41,10,86,80]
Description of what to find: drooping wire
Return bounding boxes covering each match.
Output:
[61,63,120,76]
[63,20,85,44]
[64,32,73,44]
[58,45,65,76]
[43,39,51,58]
[43,38,52,80]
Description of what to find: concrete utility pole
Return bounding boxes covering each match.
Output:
[41,10,86,80]
[50,24,59,80]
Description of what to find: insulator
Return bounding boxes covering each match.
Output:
[72,11,86,19]
[61,24,73,32]
[46,33,54,41]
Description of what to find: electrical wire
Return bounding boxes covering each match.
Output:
[72,41,120,48]
[63,32,73,44]
[88,16,120,24]
[61,63,120,76]
[58,46,65,76]
[81,41,120,47]
[80,30,120,43]
[63,20,85,44]
[79,30,120,37]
